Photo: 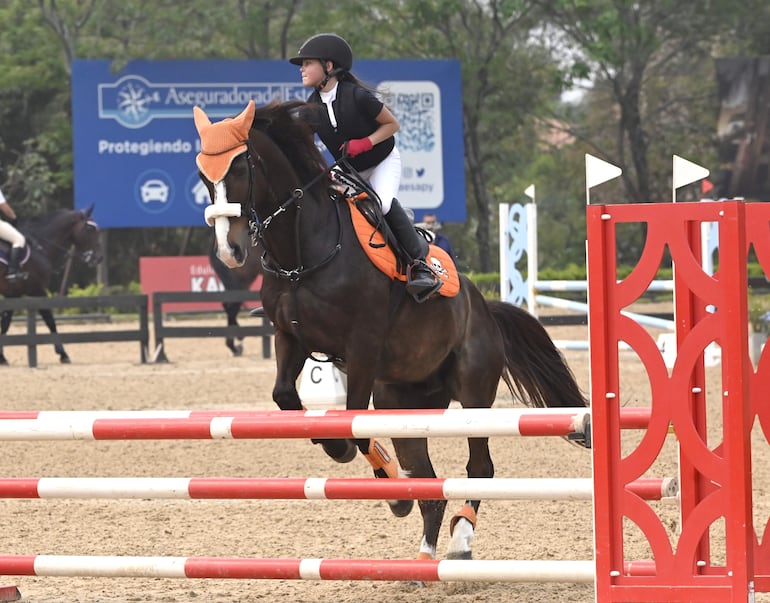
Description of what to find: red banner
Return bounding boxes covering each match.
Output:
[139,256,261,312]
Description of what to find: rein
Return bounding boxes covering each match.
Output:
[249,147,344,282]
[245,144,350,364]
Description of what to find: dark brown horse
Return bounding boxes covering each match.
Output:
[194,100,587,561]
[0,206,102,365]
[208,231,263,356]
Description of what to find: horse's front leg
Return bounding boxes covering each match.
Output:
[272,328,356,463]
[39,308,69,363]
[272,328,308,411]
[0,310,12,365]
[353,380,415,519]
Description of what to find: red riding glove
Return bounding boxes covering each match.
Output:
[342,137,373,157]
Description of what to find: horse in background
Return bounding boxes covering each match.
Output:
[0,205,102,365]
[207,231,263,356]
[194,100,587,563]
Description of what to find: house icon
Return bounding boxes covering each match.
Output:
[192,180,210,206]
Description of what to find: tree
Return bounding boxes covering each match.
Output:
[0,0,763,285]
[536,0,727,205]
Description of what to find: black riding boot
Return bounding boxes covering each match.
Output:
[385,199,441,302]
[6,246,25,282]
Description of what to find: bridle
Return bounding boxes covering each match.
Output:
[239,141,344,283]
[72,220,101,267]
[26,217,100,268]
[237,138,348,364]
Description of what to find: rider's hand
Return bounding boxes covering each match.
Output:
[341,137,373,157]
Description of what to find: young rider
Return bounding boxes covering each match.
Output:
[0,185,26,281]
[289,33,439,301]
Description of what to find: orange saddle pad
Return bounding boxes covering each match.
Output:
[346,197,460,298]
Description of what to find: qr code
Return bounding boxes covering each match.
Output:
[386,91,436,152]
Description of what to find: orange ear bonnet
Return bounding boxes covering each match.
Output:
[193,100,256,183]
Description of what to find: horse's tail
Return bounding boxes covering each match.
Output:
[487,300,588,409]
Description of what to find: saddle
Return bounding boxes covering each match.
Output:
[329,168,460,298]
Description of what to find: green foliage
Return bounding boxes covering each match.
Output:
[539,262,585,281]
[748,263,768,278]
[466,272,501,299]
[0,0,766,288]
[749,290,770,333]
[67,283,105,298]
[68,281,141,297]
[63,281,142,314]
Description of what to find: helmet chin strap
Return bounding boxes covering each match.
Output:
[317,65,344,91]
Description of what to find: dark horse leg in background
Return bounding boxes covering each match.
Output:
[209,235,262,356]
[0,307,70,365]
[39,307,70,363]
[0,310,11,365]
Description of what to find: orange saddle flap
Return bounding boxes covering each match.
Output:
[346,197,460,298]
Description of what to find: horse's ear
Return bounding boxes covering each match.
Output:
[193,106,212,134]
[233,100,256,138]
[83,204,95,218]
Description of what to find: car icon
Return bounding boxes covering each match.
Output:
[141,179,169,203]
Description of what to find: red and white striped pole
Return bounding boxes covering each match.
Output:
[0,476,678,502]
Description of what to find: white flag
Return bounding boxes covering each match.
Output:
[524,184,535,199]
[585,154,622,189]
[672,155,709,189]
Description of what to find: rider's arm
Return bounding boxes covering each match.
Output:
[367,106,399,147]
[0,202,16,221]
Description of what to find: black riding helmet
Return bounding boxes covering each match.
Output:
[289,33,353,72]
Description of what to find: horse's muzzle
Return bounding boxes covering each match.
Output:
[218,245,246,268]
[82,251,103,267]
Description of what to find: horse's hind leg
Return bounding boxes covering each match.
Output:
[389,436,445,559]
[39,308,69,363]
[388,429,493,562]
[0,310,12,365]
[445,436,494,560]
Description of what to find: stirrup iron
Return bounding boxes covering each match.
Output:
[406,261,442,303]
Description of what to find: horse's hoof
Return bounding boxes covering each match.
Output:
[0,359,8,366]
[231,345,243,357]
[60,355,71,364]
[317,439,357,463]
[388,499,414,517]
[445,550,473,560]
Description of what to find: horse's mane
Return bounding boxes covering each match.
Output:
[251,100,329,184]
[21,208,79,238]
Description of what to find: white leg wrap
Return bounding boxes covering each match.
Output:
[418,536,436,560]
[447,517,474,556]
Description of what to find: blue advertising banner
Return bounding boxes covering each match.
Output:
[72,59,466,229]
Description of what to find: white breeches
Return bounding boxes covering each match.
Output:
[358,147,401,215]
[0,221,25,247]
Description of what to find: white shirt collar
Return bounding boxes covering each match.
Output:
[319,83,339,128]
[319,82,338,103]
